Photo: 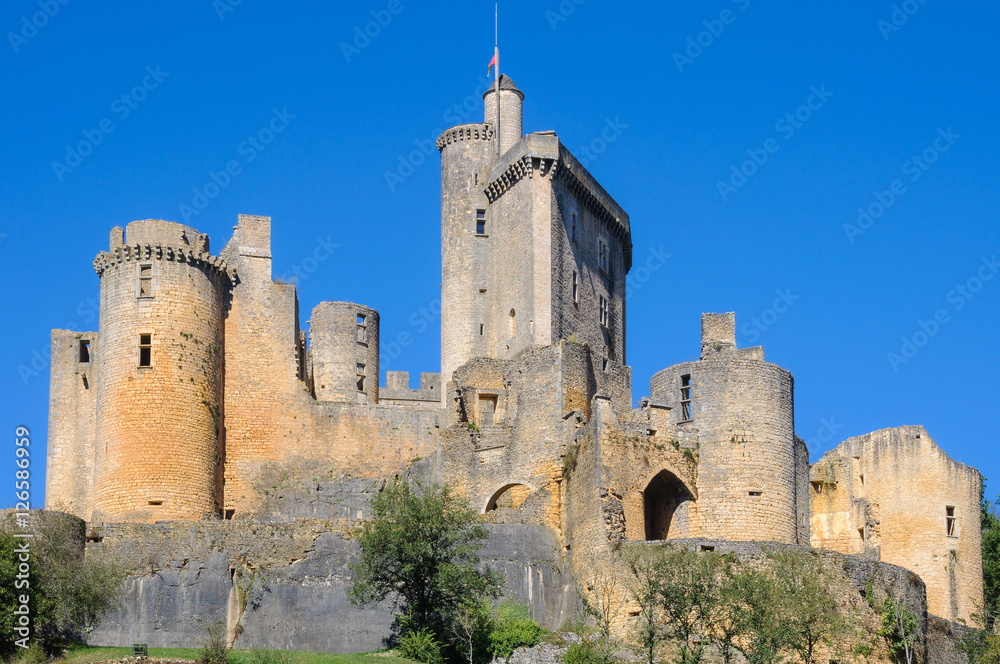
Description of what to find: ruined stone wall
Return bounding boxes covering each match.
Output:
[93,219,227,522]
[380,371,442,407]
[46,329,98,519]
[649,315,800,544]
[810,426,983,623]
[310,301,379,404]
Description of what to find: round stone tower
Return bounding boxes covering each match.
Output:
[92,219,230,522]
[483,74,524,156]
[437,121,495,399]
[649,313,801,544]
[309,302,380,404]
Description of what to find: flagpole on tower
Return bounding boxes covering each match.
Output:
[494,2,500,157]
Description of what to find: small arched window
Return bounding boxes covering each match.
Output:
[509,309,516,338]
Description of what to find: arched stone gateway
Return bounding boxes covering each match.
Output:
[484,483,534,513]
[643,470,694,540]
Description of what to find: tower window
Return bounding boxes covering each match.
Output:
[597,237,609,272]
[946,506,957,537]
[357,314,367,343]
[357,363,366,392]
[138,264,152,298]
[599,295,609,327]
[571,211,577,244]
[476,209,486,235]
[79,340,91,363]
[478,394,498,427]
[572,271,578,305]
[509,309,516,338]
[138,334,152,367]
[680,374,692,421]
[479,324,484,336]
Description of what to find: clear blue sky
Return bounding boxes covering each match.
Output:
[1,0,997,509]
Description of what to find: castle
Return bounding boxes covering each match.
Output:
[46,75,983,646]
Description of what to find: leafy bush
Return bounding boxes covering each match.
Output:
[197,620,230,664]
[17,641,47,664]
[563,639,611,664]
[398,627,444,664]
[489,599,543,659]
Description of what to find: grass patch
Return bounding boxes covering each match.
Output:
[57,644,422,664]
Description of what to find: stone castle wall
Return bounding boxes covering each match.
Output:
[649,314,802,545]
[92,219,228,522]
[810,426,984,623]
[310,301,379,404]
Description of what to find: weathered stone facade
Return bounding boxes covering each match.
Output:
[44,74,983,649]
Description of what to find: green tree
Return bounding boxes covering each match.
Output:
[725,568,790,664]
[981,485,1000,629]
[1,512,124,654]
[656,549,727,664]
[622,547,667,664]
[348,478,503,641]
[866,574,922,664]
[765,548,858,664]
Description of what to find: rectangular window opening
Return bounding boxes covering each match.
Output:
[597,237,609,272]
[476,209,486,235]
[138,264,152,298]
[79,339,91,363]
[811,481,823,494]
[138,334,152,367]
[680,374,692,421]
[748,491,762,497]
[700,544,715,552]
[599,295,609,328]
[357,363,366,392]
[946,506,957,537]
[572,271,578,305]
[479,324,484,336]
[571,211,577,243]
[478,394,498,428]
[147,500,163,506]
[225,509,235,520]
[357,314,367,343]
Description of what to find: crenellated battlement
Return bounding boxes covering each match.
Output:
[93,244,234,280]
[436,123,494,152]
